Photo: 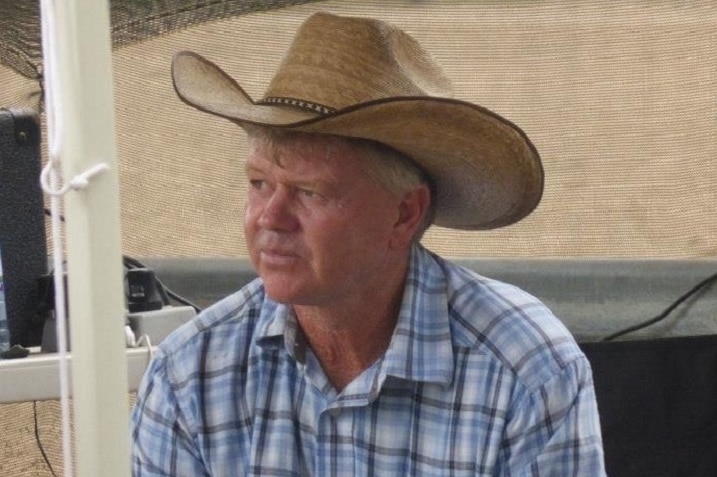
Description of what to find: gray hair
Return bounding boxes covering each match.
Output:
[244,125,435,239]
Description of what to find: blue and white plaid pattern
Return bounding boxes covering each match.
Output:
[131,245,605,476]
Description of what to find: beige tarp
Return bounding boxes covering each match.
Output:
[1,0,714,259]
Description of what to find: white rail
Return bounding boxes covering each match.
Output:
[40,0,130,475]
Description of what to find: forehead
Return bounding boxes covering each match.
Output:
[246,132,370,178]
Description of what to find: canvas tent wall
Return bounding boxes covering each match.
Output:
[1,0,715,259]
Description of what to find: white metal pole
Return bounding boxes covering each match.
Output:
[43,0,130,475]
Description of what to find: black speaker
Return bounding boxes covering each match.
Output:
[0,108,48,346]
[581,335,717,477]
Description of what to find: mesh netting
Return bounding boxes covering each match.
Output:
[0,396,136,476]
[0,401,67,476]
[0,0,323,79]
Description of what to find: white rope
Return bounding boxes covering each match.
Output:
[39,2,72,475]
[130,331,156,360]
[40,162,110,197]
[39,1,110,476]
[44,164,74,477]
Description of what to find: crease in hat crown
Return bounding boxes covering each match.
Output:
[258,12,454,114]
[171,11,545,231]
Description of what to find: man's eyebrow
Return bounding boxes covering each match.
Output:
[244,165,331,189]
[294,178,327,190]
[245,163,267,175]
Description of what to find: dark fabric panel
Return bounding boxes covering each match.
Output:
[0,109,47,346]
[581,335,717,477]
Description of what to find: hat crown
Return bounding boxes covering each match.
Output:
[264,12,453,111]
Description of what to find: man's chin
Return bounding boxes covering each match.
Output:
[260,274,305,304]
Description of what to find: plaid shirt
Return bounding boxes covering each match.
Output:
[131,245,605,476]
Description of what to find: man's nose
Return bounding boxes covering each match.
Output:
[257,186,298,231]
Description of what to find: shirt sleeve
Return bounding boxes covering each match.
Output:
[130,353,208,477]
[498,355,607,476]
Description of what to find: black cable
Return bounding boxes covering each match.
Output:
[160,282,202,313]
[33,401,58,477]
[601,271,717,342]
[44,208,203,313]
[123,255,202,313]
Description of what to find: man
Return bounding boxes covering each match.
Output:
[131,11,605,476]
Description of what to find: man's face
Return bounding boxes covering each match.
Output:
[244,133,406,307]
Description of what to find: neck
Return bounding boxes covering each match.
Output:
[294,259,408,391]
[298,312,398,390]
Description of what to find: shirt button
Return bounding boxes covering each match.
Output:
[328,408,341,418]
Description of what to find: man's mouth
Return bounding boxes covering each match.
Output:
[260,247,300,267]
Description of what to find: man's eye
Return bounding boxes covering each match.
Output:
[249,180,266,190]
[298,188,329,202]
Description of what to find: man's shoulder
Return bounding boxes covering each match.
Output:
[437,256,586,389]
[153,278,267,369]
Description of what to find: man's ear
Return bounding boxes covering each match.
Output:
[390,184,431,249]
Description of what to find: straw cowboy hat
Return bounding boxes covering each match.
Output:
[171,11,543,230]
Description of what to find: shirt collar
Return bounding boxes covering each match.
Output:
[254,244,455,386]
[380,243,454,386]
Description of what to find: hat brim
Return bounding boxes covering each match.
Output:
[172,51,544,230]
